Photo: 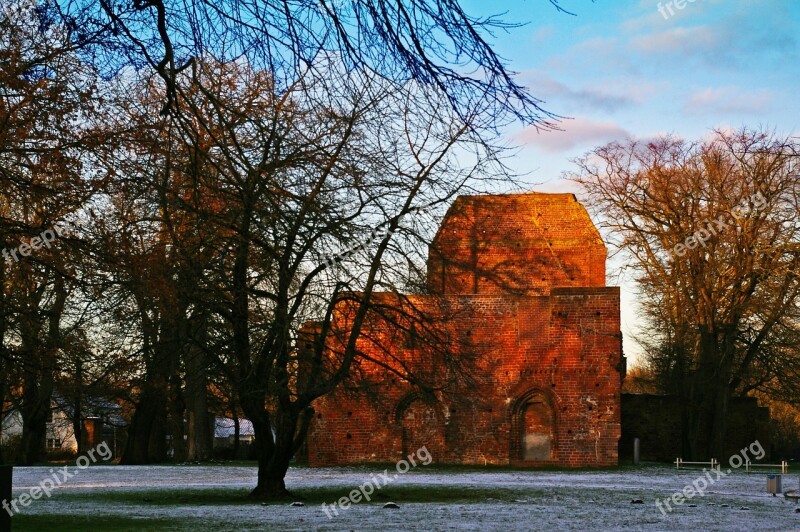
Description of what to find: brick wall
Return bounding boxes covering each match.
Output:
[306,193,623,467]
[427,193,606,295]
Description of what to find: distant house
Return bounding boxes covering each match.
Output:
[214,417,255,447]
[211,417,257,459]
[1,393,127,457]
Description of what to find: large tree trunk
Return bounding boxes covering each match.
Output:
[709,326,737,460]
[0,363,4,465]
[122,303,182,464]
[683,327,734,461]
[232,412,240,459]
[73,358,84,455]
[685,369,707,460]
[185,319,212,461]
[240,398,292,499]
[18,276,65,465]
[685,333,714,460]
[19,347,56,465]
[120,377,169,464]
[19,374,49,465]
[251,421,291,499]
[0,265,6,465]
[245,406,314,500]
[185,393,213,461]
[168,375,187,462]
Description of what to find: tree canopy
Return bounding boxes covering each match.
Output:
[570,128,800,459]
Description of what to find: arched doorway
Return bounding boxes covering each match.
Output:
[522,398,553,460]
[397,396,444,461]
[512,390,556,462]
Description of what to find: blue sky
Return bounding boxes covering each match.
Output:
[459,0,800,364]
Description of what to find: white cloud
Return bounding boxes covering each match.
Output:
[531,25,556,45]
[523,71,644,113]
[629,25,722,56]
[555,3,798,77]
[683,87,775,114]
[628,12,797,68]
[544,36,638,75]
[515,117,631,153]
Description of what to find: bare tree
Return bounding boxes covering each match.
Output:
[83,80,199,463]
[1,0,581,483]
[113,55,508,496]
[60,0,567,127]
[570,128,800,459]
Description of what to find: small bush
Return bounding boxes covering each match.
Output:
[46,446,78,462]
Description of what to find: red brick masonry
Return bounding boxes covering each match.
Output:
[307,193,624,467]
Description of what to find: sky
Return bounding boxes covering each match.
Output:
[458,0,800,365]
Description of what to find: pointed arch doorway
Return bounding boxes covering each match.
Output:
[396,394,445,461]
[512,390,556,462]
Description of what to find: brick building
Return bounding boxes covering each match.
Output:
[306,192,625,467]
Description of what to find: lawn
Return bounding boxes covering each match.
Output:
[7,462,800,531]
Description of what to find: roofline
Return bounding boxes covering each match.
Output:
[430,191,592,248]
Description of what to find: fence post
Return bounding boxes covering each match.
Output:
[0,465,12,532]
[633,438,640,465]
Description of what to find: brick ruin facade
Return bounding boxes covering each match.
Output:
[306,193,624,467]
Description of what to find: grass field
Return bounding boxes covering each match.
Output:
[7,462,800,531]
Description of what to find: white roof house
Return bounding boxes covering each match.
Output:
[214,418,255,442]
[1,393,126,453]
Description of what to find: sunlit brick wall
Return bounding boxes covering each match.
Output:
[306,193,623,468]
[427,193,607,296]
